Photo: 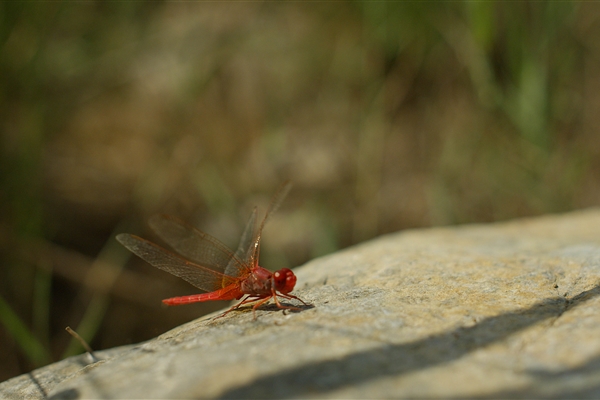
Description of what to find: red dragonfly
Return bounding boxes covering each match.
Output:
[116,182,309,319]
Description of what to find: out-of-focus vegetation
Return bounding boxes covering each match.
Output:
[1,1,599,381]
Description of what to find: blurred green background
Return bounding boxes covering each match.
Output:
[1,1,599,381]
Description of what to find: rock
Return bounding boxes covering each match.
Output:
[2,209,600,398]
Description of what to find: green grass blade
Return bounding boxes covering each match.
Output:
[0,294,51,367]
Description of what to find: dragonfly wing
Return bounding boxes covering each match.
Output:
[249,181,292,266]
[116,233,237,291]
[148,215,249,278]
[225,207,257,277]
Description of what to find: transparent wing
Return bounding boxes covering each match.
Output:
[224,207,257,277]
[249,181,292,267]
[148,214,249,279]
[116,233,238,291]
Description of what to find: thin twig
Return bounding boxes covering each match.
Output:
[65,326,99,362]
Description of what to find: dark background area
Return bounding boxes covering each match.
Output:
[1,1,599,382]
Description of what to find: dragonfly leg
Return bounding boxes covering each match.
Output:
[211,295,261,320]
[212,295,271,321]
[248,292,305,319]
[271,292,303,314]
[211,292,308,321]
[250,296,275,320]
[277,292,310,306]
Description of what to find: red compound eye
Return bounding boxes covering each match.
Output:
[273,268,296,294]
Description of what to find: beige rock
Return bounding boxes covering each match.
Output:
[2,209,600,398]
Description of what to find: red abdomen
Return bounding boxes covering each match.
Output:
[162,285,243,306]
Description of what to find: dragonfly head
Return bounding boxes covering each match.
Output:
[273,268,296,294]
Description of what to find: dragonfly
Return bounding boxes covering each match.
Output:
[116,181,309,319]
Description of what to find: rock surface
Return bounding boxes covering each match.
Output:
[2,209,600,398]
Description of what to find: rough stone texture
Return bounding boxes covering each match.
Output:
[2,209,600,398]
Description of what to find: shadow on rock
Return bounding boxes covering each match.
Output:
[485,353,600,398]
[218,285,600,399]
